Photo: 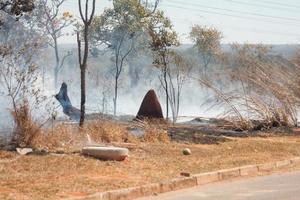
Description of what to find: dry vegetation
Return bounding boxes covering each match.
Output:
[2,103,300,200]
[16,119,170,152]
[3,44,300,199]
[1,134,300,200]
[2,2,300,200]
[2,117,300,200]
[11,102,42,148]
[33,120,135,151]
[142,125,169,143]
[200,44,300,131]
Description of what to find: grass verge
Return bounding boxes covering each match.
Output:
[1,135,300,199]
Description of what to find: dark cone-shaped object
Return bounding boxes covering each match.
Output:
[136,89,164,120]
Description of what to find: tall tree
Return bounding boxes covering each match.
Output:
[147,10,179,120]
[89,0,159,116]
[77,0,96,126]
[190,25,222,76]
[37,0,74,89]
[166,51,191,123]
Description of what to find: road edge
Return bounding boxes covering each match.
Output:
[67,157,300,200]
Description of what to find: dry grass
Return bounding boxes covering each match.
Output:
[11,102,42,148]
[140,120,170,143]
[32,119,169,152]
[1,135,300,199]
[143,125,170,143]
[83,120,137,143]
[33,120,138,151]
[201,44,300,131]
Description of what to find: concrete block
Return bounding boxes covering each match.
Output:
[106,187,142,200]
[257,162,276,171]
[140,183,160,196]
[239,165,258,176]
[218,168,240,180]
[172,177,197,190]
[276,160,291,168]
[82,146,129,161]
[194,172,220,185]
[290,157,300,165]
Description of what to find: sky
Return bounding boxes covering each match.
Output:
[59,0,300,44]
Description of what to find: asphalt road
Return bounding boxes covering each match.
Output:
[137,171,300,200]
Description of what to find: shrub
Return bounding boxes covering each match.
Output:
[11,102,41,148]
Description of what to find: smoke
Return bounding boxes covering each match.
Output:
[49,43,223,121]
[0,12,298,136]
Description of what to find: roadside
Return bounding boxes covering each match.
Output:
[136,168,300,200]
[1,135,300,200]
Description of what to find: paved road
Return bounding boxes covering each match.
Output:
[137,171,300,200]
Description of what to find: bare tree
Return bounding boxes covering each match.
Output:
[0,15,49,147]
[166,51,190,123]
[148,10,179,120]
[77,0,96,126]
[36,0,74,89]
[89,0,159,116]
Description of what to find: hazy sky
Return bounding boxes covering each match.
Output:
[60,0,300,44]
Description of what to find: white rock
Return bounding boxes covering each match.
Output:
[16,148,33,155]
[82,146,129,161]
[182,148,191,155]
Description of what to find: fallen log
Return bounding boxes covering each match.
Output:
[55,82,80,120]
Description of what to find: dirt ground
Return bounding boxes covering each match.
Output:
[1,135,300,200]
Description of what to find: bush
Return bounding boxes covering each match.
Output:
[201,44,300,131]
[11,102,41,148]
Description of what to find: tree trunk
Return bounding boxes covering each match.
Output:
[54,66,59,90]
[113,76,118,116]
[77,0,96,127]
[162,53,169,120]
[54,37,60,89]
[79,65,86,126]
[79,26,89,126]
[163,67,169,120]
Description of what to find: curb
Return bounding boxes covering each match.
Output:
[67,156,300,200]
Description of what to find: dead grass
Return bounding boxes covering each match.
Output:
[1,136,300,199]
[32,120,170,151]
[83,120,137,143]
[143,126,170,143]
[201,44,300,131]
[141,120,170,143]
[11,102,42,148]
[33,120,138,151]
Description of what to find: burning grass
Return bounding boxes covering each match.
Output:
[1,135,300,199]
